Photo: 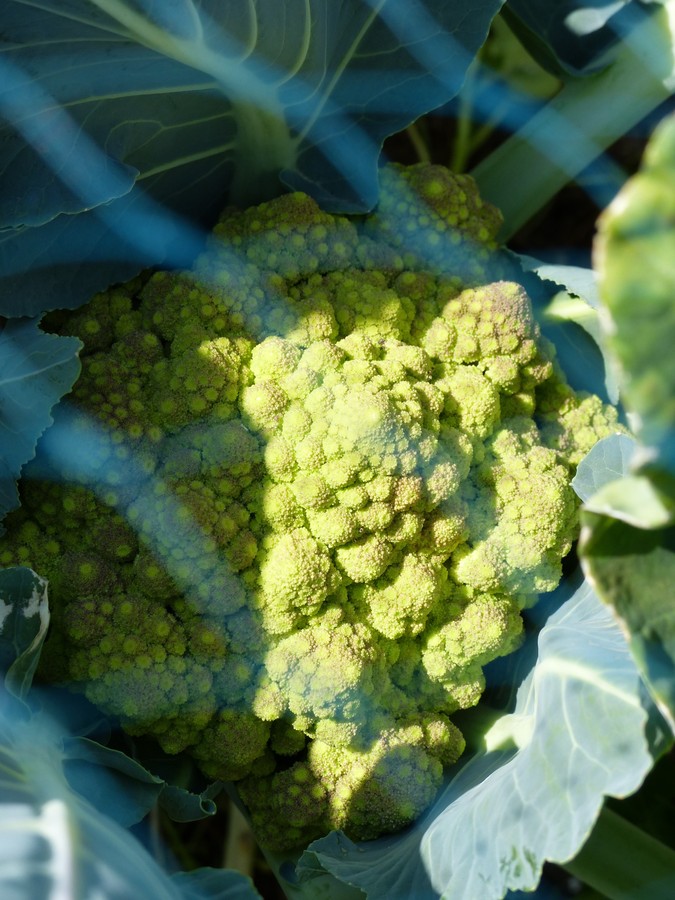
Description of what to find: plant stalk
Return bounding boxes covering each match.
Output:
[563,806,675,900]
[223,796,256,877]
[470,4,675,239]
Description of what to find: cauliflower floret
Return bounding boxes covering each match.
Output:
[257,527,342,634]
[239,715,465,850]
[537,373,623,467]
[454,417,579,598]
[263,607,382,727]
[4,162,625,853]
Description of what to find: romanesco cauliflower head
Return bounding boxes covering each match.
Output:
[0,163,621,850]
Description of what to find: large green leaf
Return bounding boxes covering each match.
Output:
[1,0,504,316]
[518,255,621,403]
[173,868,264,900]
[582,87,675,739]
[578,438,675,733]
[0,707,261,900]
[571,433,638,504]
[573,433,675,528]
[0,321,81,531]
[63,737,223,827]
[0,566,49,700]
[581,514,675,735]
[472,4,674,238]
[593,112,675,473]
[0,568,260,899]
[296,576,653,899]
[503,0,662,76]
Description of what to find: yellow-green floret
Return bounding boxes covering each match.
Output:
[1,163,622,851]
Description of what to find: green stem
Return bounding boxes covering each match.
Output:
[450,67,476,173]
[470,4,674,240]
[468,115,503,156]
[405,121,432,164]
[159,814,199,872]
[223,796,256,877]
[229,103,297,208]
[563,806,675,900]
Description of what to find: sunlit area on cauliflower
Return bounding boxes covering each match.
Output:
[0,163,622,851]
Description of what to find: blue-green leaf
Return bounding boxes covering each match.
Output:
[503,0,657,77]
[297,578,653,899]
[0,199,204,318]
[584,474,675,528]
[0,566,49,700]
[577,423,675,732]
[580,513,675,734]
[533,263,601,310]
[172,868,262,900]
[0,708,175,898]
[420,580,651,897]
[62,737,166,828]
[0,52,138,227]
[63,738,223,827]
[519,256,621,403]
[512,255,611,402]
[583,104,675,735]
[572,433,638,503]
[160,779,222,823]
[0,703,258,899]
[1,0,504,316]
[594,112,675,473]
[0,321,81,528]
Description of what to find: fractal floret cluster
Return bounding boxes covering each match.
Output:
[0,164,621,850]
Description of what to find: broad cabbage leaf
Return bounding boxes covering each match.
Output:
[0,565,261,900]
[594,112,675,474]
[0,322,81,530]
[578,440,675,734]
[519,255,620,403]
[503,0,663,76]
[572,433,638,505]
[0,0,504,316]
[584,113,675,732]
[0,566,49,700]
